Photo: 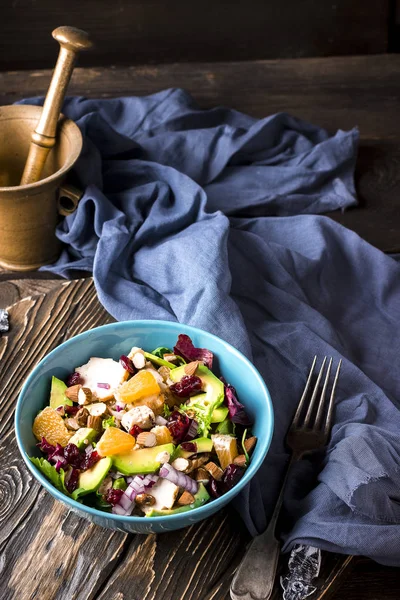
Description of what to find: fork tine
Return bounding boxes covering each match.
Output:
[323,359,342,435]
[314,357,333,429]
[303,357,327,427]
[291,355,317,428]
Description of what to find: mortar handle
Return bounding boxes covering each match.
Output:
[20,26,92,186]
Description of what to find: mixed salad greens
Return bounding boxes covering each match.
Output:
[30,334,257,517]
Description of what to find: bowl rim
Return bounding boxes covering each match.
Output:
[15,319,274,523]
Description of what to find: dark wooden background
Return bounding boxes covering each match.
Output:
[0,0,391,70]
[1,1,400,599]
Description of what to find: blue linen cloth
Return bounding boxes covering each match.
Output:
[20,90,400,565]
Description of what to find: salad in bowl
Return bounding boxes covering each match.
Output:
[30,333,257,518]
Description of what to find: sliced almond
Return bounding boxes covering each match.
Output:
[194,467,210,484]
[87,415,103,432]
[64,418,80,431]
[177,491,195,506]
[75,407,89,427]
[244,436,257,454]
[187,453,210,473]
[171,457,190,472]
[86,402,107,417]
[132,352,146,370]
[65,384,82,402]
[78,387,93,405]
[233,454,247,467]
[204,461,224,481]
[163,354,178,363]
[184,361,199,376]
[136,431,157,447]
[135,493,156,506]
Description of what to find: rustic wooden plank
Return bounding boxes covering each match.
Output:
[0,276,64,309]
[0,54,398,138]
[0,0,388,71]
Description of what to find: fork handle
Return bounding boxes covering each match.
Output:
[230,454,299,600]
[230,518,281,600]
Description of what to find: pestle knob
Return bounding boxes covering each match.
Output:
[20,26,92,186]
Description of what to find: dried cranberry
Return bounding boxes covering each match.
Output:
[221,464,245,492]
[180,441,197,453]
[170,375,203,398]
[129,425,143,437]
[64,404,80,416]
[119,355,135,374]
[167,411,191,443]
[66,372,83,387]
[105,488,124,506]
[208,476,222,498]
[63,443,83,469]
[65,468,80,493]
[82,450,101,471]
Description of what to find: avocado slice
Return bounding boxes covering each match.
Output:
[174,436,214,458]
[211,406,229,423]
[145,483,210,516]
[75,457,112,498]
[111,443,175,475]
[49,376,72,409]
[169,364,224,434]
[68,427,98,449]
[216,418,233,435]
[113,477,127,491]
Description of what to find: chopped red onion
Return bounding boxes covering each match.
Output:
[155,415,168,426]
[97,382,111,389]
[85,444,93,455]
[115,400,126,412]
[55,406,65,416]
[159,463,198,495]
[119,492,133,511]
[112,504,128,515]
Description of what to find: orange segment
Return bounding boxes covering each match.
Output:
[33,407,72,447]
[97,427,136,457]
[116,370,160,405]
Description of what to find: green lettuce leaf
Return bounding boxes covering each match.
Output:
[30,457,68,494]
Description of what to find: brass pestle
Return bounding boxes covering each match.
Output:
[20,26,92,186]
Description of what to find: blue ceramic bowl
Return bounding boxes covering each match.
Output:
[15,320,274,534]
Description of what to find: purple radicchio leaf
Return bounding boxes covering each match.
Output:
[223,381,252,426]
[173,334,213,369]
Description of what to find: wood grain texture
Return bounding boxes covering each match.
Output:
[0,54,398,138]
[0,0,388,71]
[1,278,399,600]
[1,54,400,252]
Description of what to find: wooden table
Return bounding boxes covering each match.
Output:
[1,55,400,599]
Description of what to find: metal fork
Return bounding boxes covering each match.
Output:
[230,356,342,600]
